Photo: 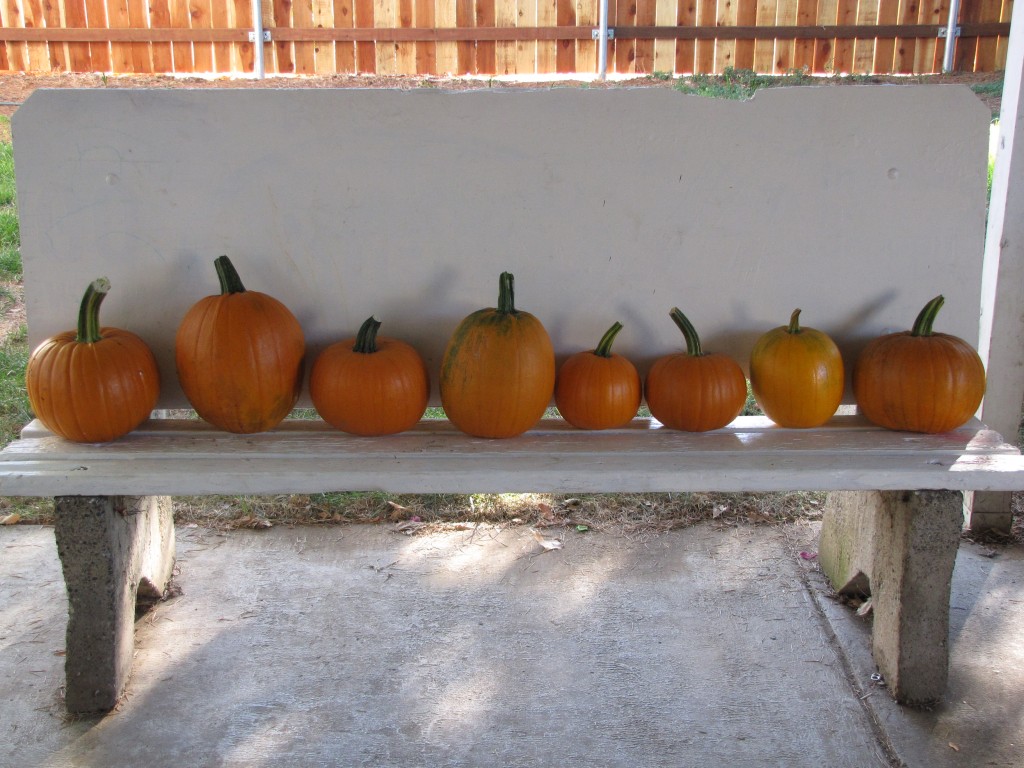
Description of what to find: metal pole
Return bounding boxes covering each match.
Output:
[598,0,609,80]
[942,0,961,73]
[252,0,266,79]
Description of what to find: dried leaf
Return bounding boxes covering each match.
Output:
[948,742,960,752]
[856,599,874,617]
[531,529,563,550]
[0,513,21,526]
[538,501,554,519]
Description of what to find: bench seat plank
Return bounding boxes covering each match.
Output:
[2,416,1020,496]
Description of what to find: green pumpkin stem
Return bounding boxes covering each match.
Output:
[214,255,247,295]
[669,307,704,357]
[497,271,517,315]
[353,316,382,354]
[76,277,110,344]
[593,321,624,358]
[911,295,945,337]
[788,308,802,334]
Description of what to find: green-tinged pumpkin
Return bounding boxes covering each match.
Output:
[26,278,160,443]
[750,309,844,428]
[555,321,641,430]
[310,316,430,436]
[645,308,747,432]
[175,255,305,434]
[853,295,985,434]
[440,272,555,438]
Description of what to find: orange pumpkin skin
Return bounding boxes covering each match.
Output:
[440,272,555,439]
[311,317,429,436]
[26,278,160,443]
[853,296,985,434]
[750,309,844,428]
[175,256,305,434]
[645,308,747,432]
[555,322,641,430]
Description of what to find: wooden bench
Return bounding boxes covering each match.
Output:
[4,85,1023,714]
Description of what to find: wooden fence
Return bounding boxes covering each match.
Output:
[0,0,1013,77]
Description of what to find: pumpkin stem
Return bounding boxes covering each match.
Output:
[911,295,945,337]
[497,271,517,315]
[214,255,247,295]
[76,277,110,344]
[353,316,382,354]
[669,307,704,357]
[593,321,624,358]
[787,308,802,334]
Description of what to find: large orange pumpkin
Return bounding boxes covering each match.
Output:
[555,321,641,430]
[853,295,985,433]
[310,316,430,436]
[175,255,305,434]
[750,308,844,428]
[440,272,554,438]
[645,308,747,432]
[26,278,160,443]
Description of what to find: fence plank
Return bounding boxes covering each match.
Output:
[334,0,356,73]
[454,0,472,74]
[872,0,898,72]
[22,0,50,71]
[615,0,638,73]
[63,0,92,72]
[695,0,716,72]
[149,0,174,74]
[974,0,1006,70]
[852,0,878,73]
[235,0,256,73]
[576,0,596,73]
[775,0,799,70]
[495,0,517,72]
[413,0,434,75]
[652,0,675,72]
[831,0,856,72]
[434,0,456,73]
[476,0,496,73]
[0,0,27,73]
[675,0,696,73]
[538,0,558,73]
[556,0,575,72]
[517,0,537,73]
[634,0,657,72]
[311,0,337,74]
[108,0,135,72]
[293,0,317,73]
[792,0,816,69]
[190,0,214,72]
[914,0,947,73]
[166,0,192,72]
[210,2,232,73]
[355,0,376,71]
[754,0,778,72]
[717,0,738,70]
[734,0,759,70]
[41,0,69,73]
[395,0,416,72]
[813,0,837,71]
[128,0,155,72]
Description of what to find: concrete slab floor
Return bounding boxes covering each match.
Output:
[0,520,1020,768]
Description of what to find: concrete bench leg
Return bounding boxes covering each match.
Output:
[53,495,175,714]
[819,490,963,707]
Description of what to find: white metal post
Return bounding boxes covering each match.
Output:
[251,0,266,79]
[598,0,609,80]
[942,0,961,73]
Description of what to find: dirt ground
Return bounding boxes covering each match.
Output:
[0,69,1007,124]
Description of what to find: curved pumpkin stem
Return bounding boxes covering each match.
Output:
[787,308,802,334]
[497,272,517,315]
[911,295,945,337]
[593,321,624,359]
[669,307,704,357]
[353,316,382,354]
[76,277,111,344]
[214,255,247,295]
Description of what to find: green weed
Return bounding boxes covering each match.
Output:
[0,326,31,446]
[675,66,814,100]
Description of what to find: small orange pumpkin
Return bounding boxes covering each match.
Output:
[440,272,555,438]
[750,309,844,428]
[175,255,305,434]
[645,307,747,432]
[853,295,985,433]
[26,277,160,443]
[310,316,430,436]
[555,321,641,430]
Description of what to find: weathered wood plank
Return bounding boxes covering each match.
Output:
[2,417,1021,496]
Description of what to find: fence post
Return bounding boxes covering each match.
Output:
[251,0,266,79]
[942,0,961,73]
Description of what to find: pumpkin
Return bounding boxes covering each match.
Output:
[175,255,305,434]
[853,295,985,433]
[645,307,747,432]
[310,316,429,436]
[26,277,160,443]
[440,271,555,438]
[555,321,641,430]
[749,309,844,428]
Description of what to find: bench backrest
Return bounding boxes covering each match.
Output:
[13,86,991,408]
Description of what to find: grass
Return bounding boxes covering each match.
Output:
[675,67,818,100]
